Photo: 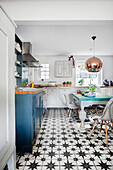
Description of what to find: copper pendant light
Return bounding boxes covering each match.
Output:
[85,36,102,72]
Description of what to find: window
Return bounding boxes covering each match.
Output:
[41,64,49,80]
[76,60,102,86]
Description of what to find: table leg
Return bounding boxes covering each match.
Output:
[79,108,86,131]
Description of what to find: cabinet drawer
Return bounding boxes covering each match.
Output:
[32,118,35,140]
[47,89,57,94]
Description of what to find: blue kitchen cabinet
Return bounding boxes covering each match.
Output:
[15,92,43,153]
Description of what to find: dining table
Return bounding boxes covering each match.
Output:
[72,92,113,131]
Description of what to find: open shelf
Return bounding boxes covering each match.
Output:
[15,48,22,55]
[15,62,22,67]
[22,63,27,67]
[15,34,22,87]
[15,75,22,79]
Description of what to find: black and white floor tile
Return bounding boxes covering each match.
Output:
[16,109,113,170]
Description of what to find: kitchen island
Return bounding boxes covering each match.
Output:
[15,88,46,153]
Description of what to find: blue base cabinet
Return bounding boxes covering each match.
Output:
[15,92,43,153]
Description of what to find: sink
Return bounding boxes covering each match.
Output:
[18,88,37,91]
[35,86,46,88]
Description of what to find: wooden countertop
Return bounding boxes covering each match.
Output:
[35,85,113,88]
[15,88,46,94]
[46,86,92,88]
[15,85,113,94]
[100,86,113,88]
[34,84,88,88]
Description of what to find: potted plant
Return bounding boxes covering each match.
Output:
[78,79,84,86]
[69,81,72,86]
[66,81,70,86]
[87,84,97,96]
[63,82,66,87]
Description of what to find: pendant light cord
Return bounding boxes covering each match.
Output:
[93,39,95,57]
[92,36,96,57]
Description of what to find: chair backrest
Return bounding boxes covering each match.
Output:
[101,98,113,121]
[63,93,70,108]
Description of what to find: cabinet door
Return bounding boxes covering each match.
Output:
[46,89,58,107]
[0,7,15,170]
[32,95,36,140]
[16,95,33,153]
[64,61,72,77]
[39,95,42,127]
[55,61,72,78]
[35,94,41,135]
[55,61,64,77]
[41,97,43,121]
[43,92,47,109]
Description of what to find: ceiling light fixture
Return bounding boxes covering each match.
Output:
[85,36,102,72]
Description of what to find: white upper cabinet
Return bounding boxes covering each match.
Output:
[63,61,72,77]
[55,61,64,77]
[55,60,72,78]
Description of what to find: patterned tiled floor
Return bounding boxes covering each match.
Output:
[16,109,113,170]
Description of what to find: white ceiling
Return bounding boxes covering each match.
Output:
[1,0,113,56]
[16,21,113,56]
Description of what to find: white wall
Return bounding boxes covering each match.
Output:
[34,55,75,85]
[33,55,113,85]
[102,55,113,81]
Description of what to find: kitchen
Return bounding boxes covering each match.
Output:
[0,0,113,170]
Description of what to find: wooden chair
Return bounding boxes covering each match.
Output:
[89,98,113,148]
[64,94,80,120]
[85,104,106,116]
[92,104,106,114]
[84,105,97,115]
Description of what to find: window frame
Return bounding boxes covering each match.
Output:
[75,59,103,86]
[41,63,49,80]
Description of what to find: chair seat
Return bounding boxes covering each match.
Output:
[92,104,106,106]
[84,105,96,109]
[89,113,102,120]
[68,104,80,109]
[97,105,106,109]
[92,104,106,108]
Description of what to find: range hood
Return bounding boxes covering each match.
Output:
[22,42,39,64]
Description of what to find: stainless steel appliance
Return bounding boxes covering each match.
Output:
[48,81,56,86]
